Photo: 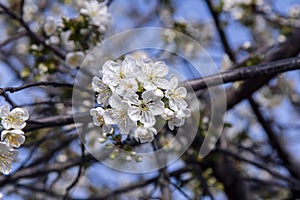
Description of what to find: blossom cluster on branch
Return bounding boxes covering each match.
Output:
[0,105,29,174]
[90,56,190,143]
[29,0,111,78]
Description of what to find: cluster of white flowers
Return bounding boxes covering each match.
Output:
[90,56,190,143]
[42,0,110,68]
[222,0,265,20]
[0,105,29,174]
[80,0,111,33]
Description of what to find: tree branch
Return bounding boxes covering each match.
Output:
[248,97,300,180]
[188,56,300,90]
[204,0,236,62]
[0,3,66,59]
[226,29,300,110]
[0,81,73,96]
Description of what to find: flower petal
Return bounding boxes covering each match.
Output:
[153,61,169,77]
[0,105,10,118]
[128,106,141,122]
[148,100,164,115]
[140,110,156,127]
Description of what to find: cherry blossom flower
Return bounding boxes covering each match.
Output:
[105,95,137,135]
[165,75,188,111]
[1,130,25,148]
[0,142,18,175]
[134,126,157,143]
[90,107,113,135]
[125,90,164,128]
[80,0,110,32]
[161,108,175,121]
[167,108,191,130]
[115,78,138,96]
[0,105,29,130]
[92,76,112,106]
[60,30,76,51]
[137,58,170,90]
[66,51,85,67]
[102,56,139,87]
[43,16,57,36]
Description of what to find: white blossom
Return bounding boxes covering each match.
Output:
[90,107,113,136]
[168,108,191,130]
[48,35,60,45]
[0,142,18,175]
[60,30,76,51]
[0,105,29,130]
[137,58,170,90]
[80,0,110,32]
[161,108,175,121]
[102,56,139,87]
[105,95,137,135]
[115,78,138,96]
[43,16,57,36]
[134,126,157,143]
[92,76,112,106]
[1,129,25,148]
[66,51,85,67]
[165,75,188,111]
[125,90,164,128]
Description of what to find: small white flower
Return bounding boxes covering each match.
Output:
[0,105,29,130]
[90,107,113,135]
[137,58,170,90]
[0,142,18,175]
[49,35,60,44]
[105,95,137,135]
[154,89,164,99]
[102,56,139,87]
[1,129,25,148]
[92,76,112,106]
[80,0,110,32]
[115,78,138,96]
[168,108,191,130]
[161,108,175,121]
[43,16,57,36]
[125,90,164,128]
[66,51,85,67]
[134,126,157,143]
[165,75,188,111]
[60,30,76,51]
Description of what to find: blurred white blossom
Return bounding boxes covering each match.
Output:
[80,0,111,32]
[66,51,85,67]
[43,16,57,36]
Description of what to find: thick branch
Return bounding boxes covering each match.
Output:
[226,29,300,110]
[188,57,300,90]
